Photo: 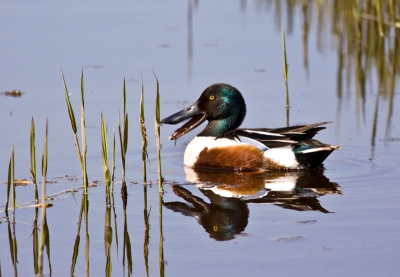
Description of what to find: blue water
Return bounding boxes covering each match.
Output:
[1,1,399,276]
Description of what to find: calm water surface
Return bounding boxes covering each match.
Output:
[1,1,399,276]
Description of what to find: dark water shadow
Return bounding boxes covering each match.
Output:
[164,168,340,241]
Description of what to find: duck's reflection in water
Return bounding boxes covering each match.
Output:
[164,168,341,241]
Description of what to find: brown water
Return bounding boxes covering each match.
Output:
[1,1,399,276]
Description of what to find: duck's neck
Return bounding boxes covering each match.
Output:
[198,116,240,137]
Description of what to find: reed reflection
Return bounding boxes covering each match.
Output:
[263,0,400,157]
[104,204,112,276]
[6,210,18,277]
[164,168,340,241]
[159,192,165,277]
[122,196,133,277]
[143,186,150,277]
[70,194,89,276]
[32,207,52,276]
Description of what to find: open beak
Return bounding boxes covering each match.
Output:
[160,102,207,140]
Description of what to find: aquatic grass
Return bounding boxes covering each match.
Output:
[376,0,384,36]
[28,119,53,276]
[38,118,49,276]
[6,145,17,277]
[5,145,14,214]
[30,117,38,201]
[140,77,149,184]
[30,117,39,275]
[101,118,118,263]
[101,113,111,205]
[153,73,163,192]
[281,20,290,126]
[274,0,400,136]
[118,78,129,196]
[62,70,89,193]
[111,130,116,192]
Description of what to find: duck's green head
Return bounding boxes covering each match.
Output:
[161,83,247,140]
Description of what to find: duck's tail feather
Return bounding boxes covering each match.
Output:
[296,144,341,168]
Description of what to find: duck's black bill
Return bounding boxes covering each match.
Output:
[161,102,207,140]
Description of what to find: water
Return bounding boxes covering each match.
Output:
[1,1,400,276]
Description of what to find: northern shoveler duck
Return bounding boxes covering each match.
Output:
[161,83,341,171]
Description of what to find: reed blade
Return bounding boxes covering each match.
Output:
[38,118,49,275]
[140,77,149,183]
[30,118,37,188]
[112,130,116,192]
[5,146,14,213]
[101,113,111,204]
[62,70,88,193]
[62,71,77,134]
[119,79,129,195]
[80,72,88,193]
[153,72,163,191]
[281,20,290,126]
[11,146,15,211]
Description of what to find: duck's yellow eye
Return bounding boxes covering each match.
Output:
[209,95,215,100]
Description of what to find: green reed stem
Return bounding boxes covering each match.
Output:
[118,78,129,196]
[30,117,38,201]
[31,118,39,275]
[6,145,17,277]
[62,70,89,193]
[153,73,163,192]
[281,20,290,127]
[38,118,48,275]
[376,0,384,36]
[5,145,14,213]
[112,130,116,193]
[81,70,88,193]
[140,76,149,183]
[101,113,111,205]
